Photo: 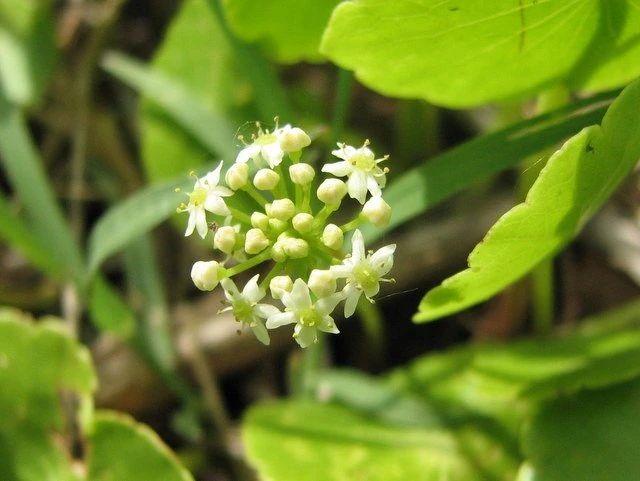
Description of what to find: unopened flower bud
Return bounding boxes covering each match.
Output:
[280,127,311,153]
[308,269,336,298]
[317,178,347,205]
[266,198,296,221]
[322,224,343,250]
[253,169,280,191]
[362,195,391,227]
[270,275,293,300]
[292,213,314,233]
[213,226,236,254]
[271,241,287,262]
[289,163,315,185]
[251,212,269,231]
[191,261,221,291]
[225,162,248,190]
[282,237,309,259]
[268,218,288,234]
[245,228,270,254]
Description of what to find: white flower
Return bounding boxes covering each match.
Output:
[323,143,388,204]
[362,195,391,227]
[236,130,284,169]
[330,229,395,317]
[220,275,279,345]
[266,279,342,348]
[279,125,311,153]
[183,162,233,238]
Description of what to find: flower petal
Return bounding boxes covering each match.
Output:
[236,145,259,164]
[350,229,366,263]
[251,322,270,345]
[344,287,362,317]
[293,324,317,348]
[318,316,340,334]
[185,210,196,237]
[254,303,280,319]
[363,283,380,298]
[283,279,312,310]
[211,185,234,197]
[315,293,343,317]
[220,278,241,302]
[370,244,396,275]
[204,195,231,216]
[242,274,264,303]
[266,311,296,329]
[195,207,208,239]
[329,264,352,279]
[347,170,368,204]
[366,174,382,197]
[262,142,284,168]
[322,161,352,177]
[203,161,223,186]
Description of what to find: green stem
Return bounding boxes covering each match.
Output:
[340,215,363,232]
[228,207,252,225]
[314,204,338,228]
[224,250,272,277]
[241,184,268,207]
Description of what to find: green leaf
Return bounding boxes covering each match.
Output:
[88,276,136,338]
[102,50,238,180]
[0,0,56,106]
[87,411,194,481]
[389,299,640,430]
[222,0,341,63]
[320,0,640,107]
[244,400,519,481]
[0,96,84,283]
[524,379,640,481]
[363,90,616,242]
[415,78,640,321]
[86,177,190,275]
[0,311,95,481]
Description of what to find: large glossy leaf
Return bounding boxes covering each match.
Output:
[0,311,95,481]
[524,379,640,481]
[0,97,84,282]
[415,79,640,321]
[222,0,341,63]
[321,0,640,107]
[244,400,519,481]
[363,90,615,242]
[0,0,56,106]
[390,299,640,434]
[87,411,194,481]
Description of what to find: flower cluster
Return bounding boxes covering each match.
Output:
[179,121,395,348]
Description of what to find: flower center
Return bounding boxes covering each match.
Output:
[350,152,375,171]
[233,299,254,324]
[353,262,379,292]
[189,187,207,206]
[299,308,322,327]
[255,133,277,146]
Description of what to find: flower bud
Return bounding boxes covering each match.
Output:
[213,226,236,254]
[271,241,287,262]
[225,162,248,190]
[253,169,280,191]
[268,217,288,234]
[292,213,314,233]
[322,224,343,250]
[270,275,293,300]
[245,228,270,254]
[266,198,296,221]
[280,127,311,153]
[289,163,315,185]
[308,269,336,298]
[317,178,347,205]
[190,261,221,291]
[251,211,269,231]
[282,237,309,259]
[362,195,391,227]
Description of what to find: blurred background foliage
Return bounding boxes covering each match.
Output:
[1,1,640,480]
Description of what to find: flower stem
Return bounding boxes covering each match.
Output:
[228,207,252,225]
[340,215,363,232]
[241,184,268,207]
[314,204,338,228]
[224,250,272,277]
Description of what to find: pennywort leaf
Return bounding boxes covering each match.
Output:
[321,0,640,107]
[415,78,640,322]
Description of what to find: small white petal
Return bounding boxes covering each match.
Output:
[262,142,284,168]
[237,145,259,164]
[204,195,231,216]
[347,170,368,204]
[344,287,362,317]
[254,303,280,319]
[220,278,241,302]
[318,316,339,334]
[294,324,317,348]
[366,174,382,197]
[315,293,343,317]
[322,161,352,177]
[251,322,270,345]
[203,162,223,186]
[330,264,353,278]
[266,311,296,329]
[185,210,196,237]
[284,279,312,310]
[211,185,234,198]
[242,274,264,303]
[351,230,366,263]
[371,244,396,275]
[363,283,380,298]
[195,208,208,238]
